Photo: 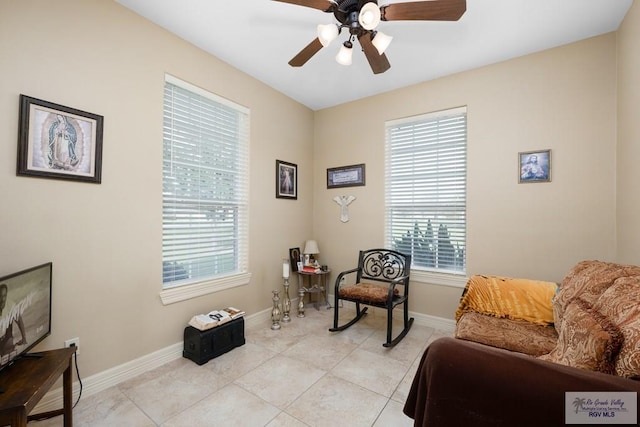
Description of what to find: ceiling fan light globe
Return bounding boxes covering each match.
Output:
[335,43,353,66]
[317,24,338,47]
[372,31,393,55]
[359,3,381,31]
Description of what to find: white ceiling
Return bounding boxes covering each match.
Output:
[115,0,632,111]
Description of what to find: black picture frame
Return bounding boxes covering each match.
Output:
[276,160,297,199]
[518,149,551,183]
[289,247,301,272]
[17,95,104,183]
[327,163,366,188]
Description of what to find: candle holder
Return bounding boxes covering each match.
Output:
[297,286,305,318]
[282,258,291,323]
[271,290,282,330]
[282,277,291,323]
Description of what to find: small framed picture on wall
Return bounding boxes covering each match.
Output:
[327,163,366,188]
[17,94,104,183]
[276,159,297,199]
[518,149,550,183]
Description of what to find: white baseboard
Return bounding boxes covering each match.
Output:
[33,341,184,413]
[33,304,452,414]
[412,311,456,333]
[33,310,273,414]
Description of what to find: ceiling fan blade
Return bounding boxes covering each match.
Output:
[288,38,324,67]
[272,0,336,12]
[358,33,391,74]
[381,0,466,21]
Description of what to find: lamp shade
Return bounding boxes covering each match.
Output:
[358,2,381,30]
[317,24,338,47]
[304,240,320,254]
[335,42,353,66]
[372,31,393,55]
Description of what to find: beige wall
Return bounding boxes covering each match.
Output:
[0,0,630,379]
[0,0,313,378]
[314,34,618,319]
[617,0,640,264]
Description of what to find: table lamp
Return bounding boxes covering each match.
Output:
[304,240,319,266]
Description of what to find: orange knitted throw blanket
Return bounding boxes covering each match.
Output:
[455,275,557,326]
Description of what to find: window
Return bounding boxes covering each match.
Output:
[385,107,467,277]
[162,75,249,294]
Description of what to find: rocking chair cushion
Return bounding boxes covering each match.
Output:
[339,282,399,304]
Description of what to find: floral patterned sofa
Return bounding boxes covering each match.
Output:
[455,260,640,376]
[404,260,640,426]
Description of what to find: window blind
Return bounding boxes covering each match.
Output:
[162,76,249,288]
[385,107,467,273]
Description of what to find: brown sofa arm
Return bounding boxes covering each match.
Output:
[403,337,640,427]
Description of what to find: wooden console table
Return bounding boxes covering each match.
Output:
[0,347,76,427]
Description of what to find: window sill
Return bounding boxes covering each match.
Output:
[411,269,468,288]
[160,272,251,305]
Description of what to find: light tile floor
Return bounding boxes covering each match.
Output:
[30,307,451,427]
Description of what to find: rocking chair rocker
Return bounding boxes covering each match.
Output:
[329,249,413,347]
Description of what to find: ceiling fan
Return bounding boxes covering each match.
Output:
[274,0,467,74]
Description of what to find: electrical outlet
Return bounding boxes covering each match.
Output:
[64,337,80,355]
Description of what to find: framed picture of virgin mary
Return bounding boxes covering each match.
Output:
[17,95,104,183]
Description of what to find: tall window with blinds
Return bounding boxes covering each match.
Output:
[162,76,249,288]
[385,107,467,274]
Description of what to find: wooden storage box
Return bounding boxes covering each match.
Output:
[183,317,245,365]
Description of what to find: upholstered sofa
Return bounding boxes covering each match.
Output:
[404,260,640,426]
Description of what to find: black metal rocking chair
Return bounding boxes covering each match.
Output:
[329,248,413,347]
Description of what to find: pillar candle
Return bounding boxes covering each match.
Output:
[283,260,290,278]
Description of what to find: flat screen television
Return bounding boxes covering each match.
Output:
[0,262,52,370]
